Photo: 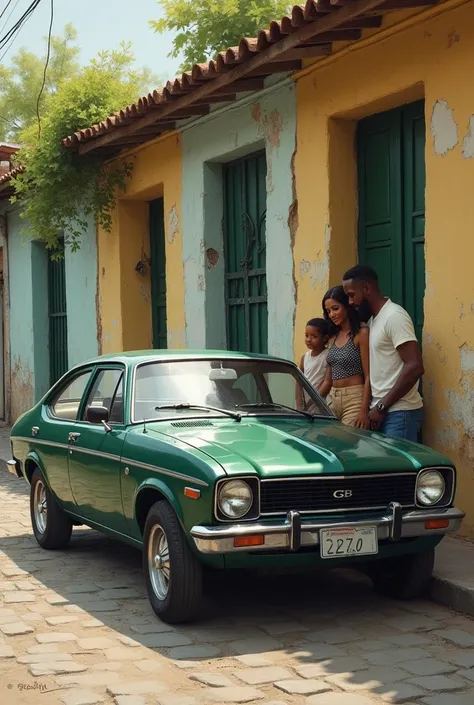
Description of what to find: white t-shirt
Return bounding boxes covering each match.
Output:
[368,299,423,412]
[303,349,328,411]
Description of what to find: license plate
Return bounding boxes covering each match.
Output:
[320,526,378,559]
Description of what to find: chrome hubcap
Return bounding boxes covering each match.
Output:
[148,524,170,600]
[34,481,47,534]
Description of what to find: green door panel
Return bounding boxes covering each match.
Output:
[149,198,167,349]
[357,100,426,338]
[223,151,268,354]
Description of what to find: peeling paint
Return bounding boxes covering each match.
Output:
[431,99,458,156]
[251,103,261,123]
[167,205,179,243]
[288,146,299,333]
[206,247,219,268]
[460,343,474,373]
[447,29,461,47]
[198,274,205,291]
[462,115,474,159]
[140,284,150,303]
[11,356,34,422]
[262,109,282,148]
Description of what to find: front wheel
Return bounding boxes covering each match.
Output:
[143,501,203,624]
[30,468,73,549]
[369,548,435,600]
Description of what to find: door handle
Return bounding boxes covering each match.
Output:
[32,426,39,437]
[68,432,81,443]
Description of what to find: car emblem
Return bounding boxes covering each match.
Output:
[333,489,352,498]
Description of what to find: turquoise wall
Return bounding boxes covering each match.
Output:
[181,80,297,361]
[6,208,98,421]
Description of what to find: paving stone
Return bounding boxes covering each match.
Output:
[3,591,36,603]
[37,632,78,643]
[77,637,117,650]
[191,672,235,687]
[134,659,163,673]
[45,594,69,605]
[274,679,330,695]
[383,634,433,647]
[95,580,133,590]
[409,675,465,691]
[457,668,474,682]
[73,600,120,612]
[59,690,105,705]
[29,662,88,676]
[295,658,368,679]
[379,683,426,703]
[57,673,123,687]
[19,653,74,663]
[287,644,347,661]
[235,655,274,667]
[434,629,474,648]
[0,644,15,658]
[306,695,375,705]
[355,640,388,652]
[0,621,34,635]
[192,627,263,643]
[28,643,61,654]
[401,658,457,676]
[383,615,438,632]
[305,627,360,644]
[114,697,146,705]
[119,635,141,647]
[202,687,265,703]
[325,667,407,691]
[156,697,199,705]
[168,645,221,660]
[365,647,430,666]
[15,580,37,591]
[97,588,142,600]
[92,662,124,672]
[261,622,309,636]
[443,651,474,668]
[235,667,293,685]
[136,632,192,648]
[65,584,99,594]
[107,681,168,696]
[105,648,146,661]
[46,616,79,625]
[83,619,104,629]
[231,637,283,655]
[130,621,175,634]
[422,693,474,705]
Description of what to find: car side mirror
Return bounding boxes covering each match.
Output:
[86,405,112,432]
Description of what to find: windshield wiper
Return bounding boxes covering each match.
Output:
[154,403,241,422]
[239,402,317,421]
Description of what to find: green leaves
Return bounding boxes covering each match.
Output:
[10,39,154,254]
[150,0,291,71]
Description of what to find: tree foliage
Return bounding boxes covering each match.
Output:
[10,40,157,254]
[150,0,291,71]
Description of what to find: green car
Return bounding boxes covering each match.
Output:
[7,350,464,623]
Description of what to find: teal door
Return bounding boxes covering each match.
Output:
[48,247,68,385]
[357,100,426,342]
[149,198,167,349]
[223,152,268,354]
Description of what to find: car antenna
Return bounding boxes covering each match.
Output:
[143,418,148,434]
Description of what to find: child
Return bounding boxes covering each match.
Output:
[297,318,330,412]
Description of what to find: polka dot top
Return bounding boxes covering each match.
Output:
[326,335,364,380]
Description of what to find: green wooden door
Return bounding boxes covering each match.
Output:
[48,246,68,385]
[149,198,167,349]
[357,100,425,340]
[223,151,268,354]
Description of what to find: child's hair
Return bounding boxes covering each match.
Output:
[306,318,330,338]
[322,285,361,338]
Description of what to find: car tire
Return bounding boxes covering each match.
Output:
[30,467,73,549]
[369,548,435,600]
[143,500,203,624]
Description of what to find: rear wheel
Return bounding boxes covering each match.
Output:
[143,500,203,624]
[369,548,435,600]
[30,468,73,549]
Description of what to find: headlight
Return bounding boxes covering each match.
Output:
[416,470,445,506]
[218,480,253,519]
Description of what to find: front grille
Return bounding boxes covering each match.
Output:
[260,474,417,515]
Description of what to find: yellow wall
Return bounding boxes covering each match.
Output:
[98,133,185,354]
[294,0,474,535]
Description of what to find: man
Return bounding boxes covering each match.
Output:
[342,264,424,442]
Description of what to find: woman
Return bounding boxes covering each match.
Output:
[318,285,371,428]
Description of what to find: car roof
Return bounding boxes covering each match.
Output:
[75,349,293,368]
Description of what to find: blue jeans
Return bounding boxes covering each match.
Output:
[379,408,424,442]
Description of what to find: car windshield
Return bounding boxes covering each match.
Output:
[132,358,331,422]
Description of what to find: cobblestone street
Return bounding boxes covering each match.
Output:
[1,466,474,705]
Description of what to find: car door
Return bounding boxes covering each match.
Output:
[38,368,95,512]
[67,365,129,536]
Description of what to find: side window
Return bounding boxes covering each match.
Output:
[83,369,124,424]
[51,371,92,421]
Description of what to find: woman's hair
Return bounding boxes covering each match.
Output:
[322,285,362,337]
[306,318,329,337]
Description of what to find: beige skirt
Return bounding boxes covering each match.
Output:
[327,385,364,426]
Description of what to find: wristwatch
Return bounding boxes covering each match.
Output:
[376,401,388,413]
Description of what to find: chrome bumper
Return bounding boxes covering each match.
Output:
[190,504,465,554]
[7,459,20,477]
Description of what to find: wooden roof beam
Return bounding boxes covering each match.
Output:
[275,44,332,60]
[76,0,393,155]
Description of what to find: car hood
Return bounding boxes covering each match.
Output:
[151,418,450,478]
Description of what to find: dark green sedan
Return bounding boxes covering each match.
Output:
[7,350,464,623]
